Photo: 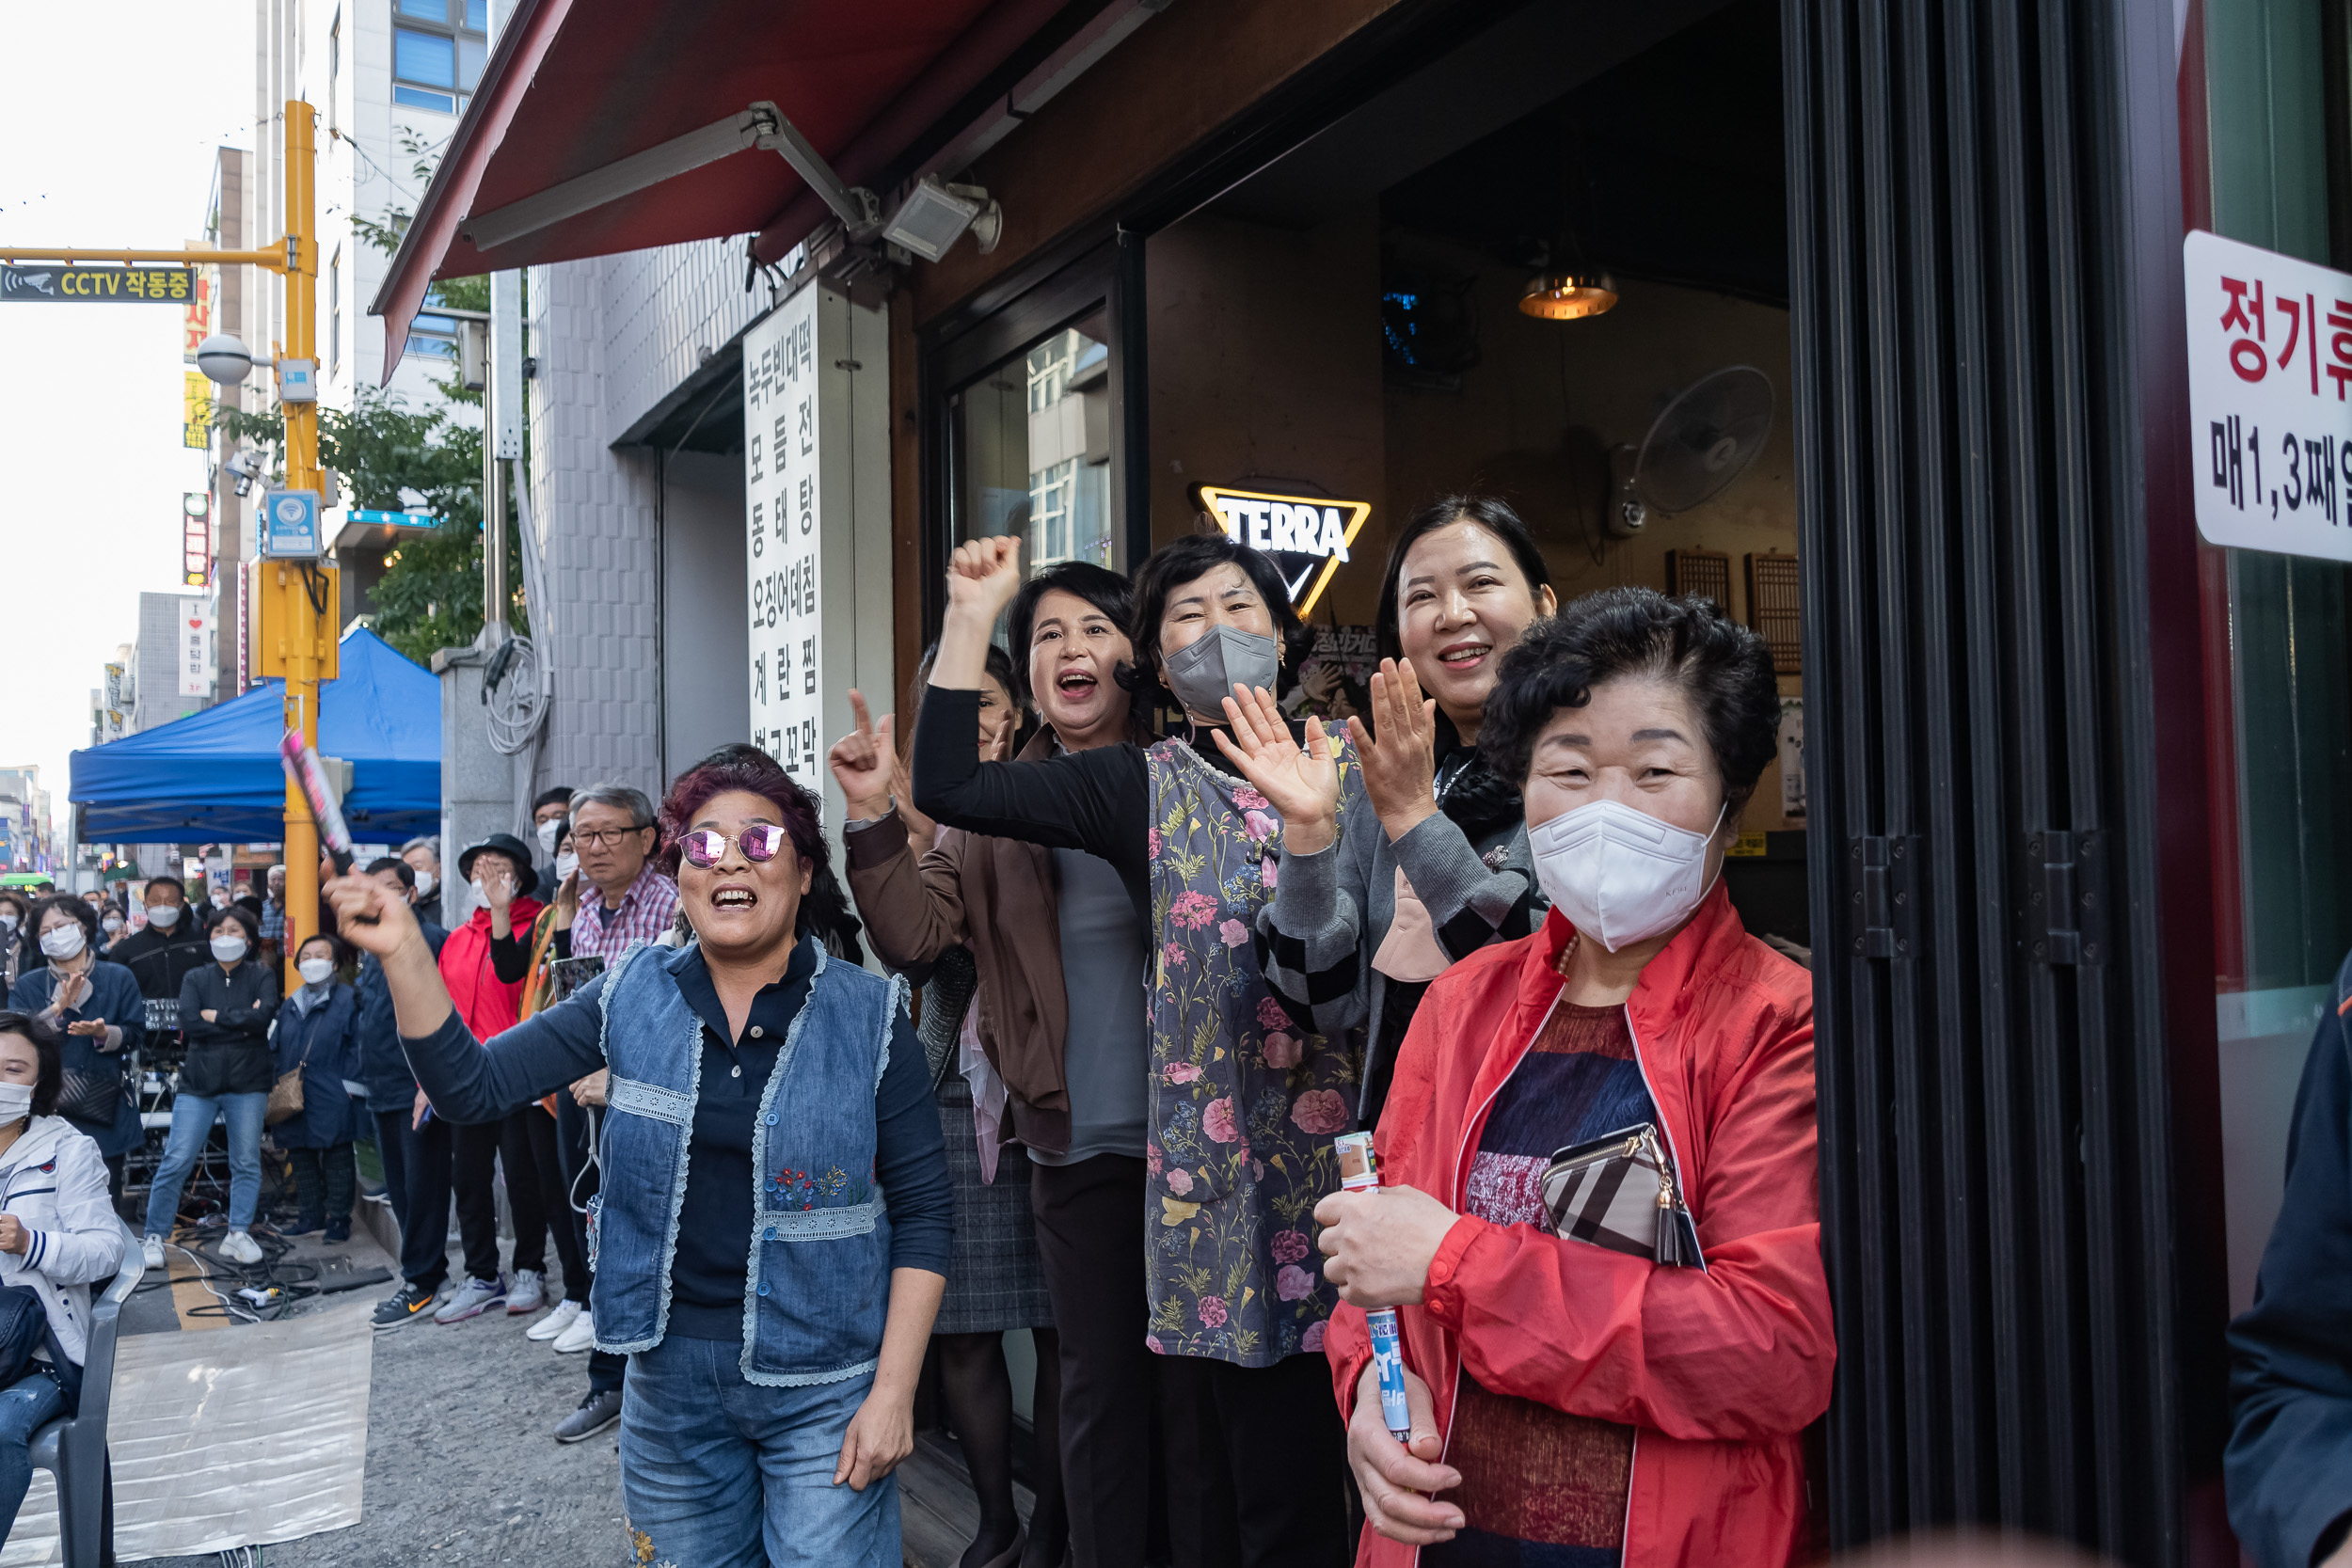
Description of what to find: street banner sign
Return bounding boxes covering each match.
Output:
[345,509,442,529]
[259,490,323,559]
[183,371,212,450]
[0,263,196,302]
[2187,229,2352,562]
[183,494,211,586]
[741,279,893,819]
[178,597,215,698]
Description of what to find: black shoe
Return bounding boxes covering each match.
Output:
[323,1221,350,1243]
[284,1219,325,1238]
[554,1387,623,1444]
[371,1281,436,1330]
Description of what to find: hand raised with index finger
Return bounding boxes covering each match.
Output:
[827,689,899,818]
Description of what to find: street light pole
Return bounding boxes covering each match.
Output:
[11,101,330,992]
[272,100,325,990]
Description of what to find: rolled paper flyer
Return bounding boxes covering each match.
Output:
[279,729,356,879]
[1334,1131,1413,1444]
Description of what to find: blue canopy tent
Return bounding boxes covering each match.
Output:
[71,627,440,843]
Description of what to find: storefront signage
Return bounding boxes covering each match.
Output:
[182,493,210,587]
[183,371,212,451]
[2187,229,2352,562]
[1191,483,1372,617]
[741,280,894,815]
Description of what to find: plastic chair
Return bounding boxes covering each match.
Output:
[28,1223,142,1567]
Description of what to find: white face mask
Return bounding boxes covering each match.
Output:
[212,933,249,964]
[39,925,86,961]
[554,850,579,882]
[297,957,335,986]
[1527,798,1726,954]
[0,1083,32,1126]
[0,914,17,933]
[413,869,437,897]
[102,915,123,934]
[536,819,562,855]
[147,903,182,929]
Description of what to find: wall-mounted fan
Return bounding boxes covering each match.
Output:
[1632,365,1776,516]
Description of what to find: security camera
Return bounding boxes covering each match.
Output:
[224,449,261,498]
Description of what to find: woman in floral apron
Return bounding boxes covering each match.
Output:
[914,532,1365,1568]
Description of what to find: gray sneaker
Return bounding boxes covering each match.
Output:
[554,1387,622,1444]
[506,1269,546,1314]
[432,1275,507,1324]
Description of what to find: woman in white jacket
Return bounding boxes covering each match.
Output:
[0,1010,125,1540]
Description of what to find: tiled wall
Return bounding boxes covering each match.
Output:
[526,237,762,796]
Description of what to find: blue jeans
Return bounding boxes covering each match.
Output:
[619,1335,898,1568]
[0,1368,65,1539]
[144,1090,267,1236]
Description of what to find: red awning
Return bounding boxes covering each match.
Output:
[370,0,1073,380]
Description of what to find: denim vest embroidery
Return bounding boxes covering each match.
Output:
[1144,737,1365,1367]
[593,936,908,1387]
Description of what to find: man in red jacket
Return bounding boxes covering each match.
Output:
[1312,592,1832,1567]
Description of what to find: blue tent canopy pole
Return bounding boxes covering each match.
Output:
[69,626,442,845]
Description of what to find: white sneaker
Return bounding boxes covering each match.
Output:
[527,1298,583,1342]
[141,1236,165,1272]
[551,1310,596,1354]
[219,1230,264,1267]
[507,1269,546,1314]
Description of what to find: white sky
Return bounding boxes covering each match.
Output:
[0,3,253,848]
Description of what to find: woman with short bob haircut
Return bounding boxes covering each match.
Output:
[1259,495,1557,1130]
[1312,588,1830,1568]
[914,531,1367,1567]
[326,748,951,1567]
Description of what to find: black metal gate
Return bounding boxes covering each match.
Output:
[1782,0,2232,1560]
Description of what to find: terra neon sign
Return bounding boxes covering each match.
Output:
[1191,483,1372,617]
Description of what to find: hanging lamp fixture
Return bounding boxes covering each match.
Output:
[1518,270,1618,320]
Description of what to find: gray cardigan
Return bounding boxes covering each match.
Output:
[1256,733,1541,1124]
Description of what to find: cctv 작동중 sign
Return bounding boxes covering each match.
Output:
[1192,484,1371,617]
[2187,229,2352,562]
[0,264,195,303]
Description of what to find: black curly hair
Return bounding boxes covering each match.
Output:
[1480,588,1781,818]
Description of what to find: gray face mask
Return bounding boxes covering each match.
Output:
[1162,625,1280,719]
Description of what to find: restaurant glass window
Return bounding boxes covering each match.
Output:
[2198,0,2352,1316]
[949,313,1118,577]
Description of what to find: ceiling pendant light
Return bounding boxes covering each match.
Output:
[1519,270,1618,321]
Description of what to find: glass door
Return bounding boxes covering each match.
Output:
[949,311,1119,575]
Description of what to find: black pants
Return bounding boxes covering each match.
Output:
[285,1143,355,1229]
[453,1108,550,1282]
[554,1092,624,1396]
[520,1103,589,1304]
[1160,1350,1352,1568]
[374,1104,410,1238]
[1030,1153,1159,1568]
[386,1109,498,1291]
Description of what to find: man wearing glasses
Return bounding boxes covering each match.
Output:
[535,782,677,1444]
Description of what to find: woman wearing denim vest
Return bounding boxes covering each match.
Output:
[915,532,1368,1568]
[325,752,952,1568]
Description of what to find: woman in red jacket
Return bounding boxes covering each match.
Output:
[1313,588,1831,1568]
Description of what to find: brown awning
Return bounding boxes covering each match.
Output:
[369,0,1079,380]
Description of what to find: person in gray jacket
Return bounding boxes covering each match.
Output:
[1257,496,1557,1126]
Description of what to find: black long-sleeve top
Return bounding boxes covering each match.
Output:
[399,937,950,1336]
[176,960,282,1096]
[911,685,1152,923]
[488,923,564,985]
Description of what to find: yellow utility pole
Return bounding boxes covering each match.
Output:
[5,100,329,993]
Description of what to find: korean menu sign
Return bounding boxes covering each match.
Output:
[743,284,823,781]
[2188,229,2352,562]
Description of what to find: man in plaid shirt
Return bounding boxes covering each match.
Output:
[258,864,288,955]
[565,784,680,960]
[531,781,676,1445]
